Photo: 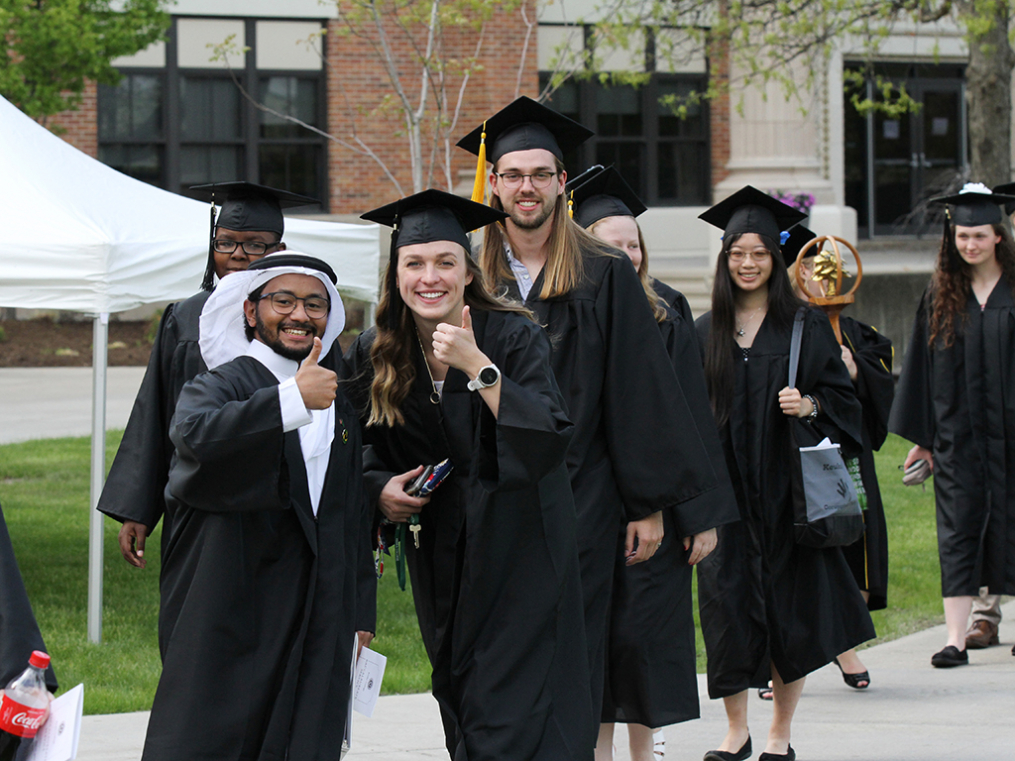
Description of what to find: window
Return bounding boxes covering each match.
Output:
[538,25,710,206]
[98,17,326,208]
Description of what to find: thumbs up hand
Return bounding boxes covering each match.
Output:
[433,306,487,376]
[296,337,338,409]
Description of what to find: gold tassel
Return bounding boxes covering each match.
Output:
[568,190,574,219]
[471,121,487,204]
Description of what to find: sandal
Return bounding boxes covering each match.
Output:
[834,656,870,689]
[757,682,773,700]
[653,730,665,759]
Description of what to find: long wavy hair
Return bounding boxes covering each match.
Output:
[588,217,667,322]
[368,245,533,428]
[480,156,618,298]
[704,233,804,427]
[929,222,1015,347]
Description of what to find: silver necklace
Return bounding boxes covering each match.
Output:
[415,329,441,405]
[735,306,764,337]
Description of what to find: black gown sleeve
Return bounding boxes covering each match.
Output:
[167,363,289,513]
[474,319,573,491]
[97,302,180,528]
[0,504,58,691]
[599,259,719,523]
[889,290,936,450]
[843,320,895,450]
[799,310,864,453]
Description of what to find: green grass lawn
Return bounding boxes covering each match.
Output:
[1,431,940,714]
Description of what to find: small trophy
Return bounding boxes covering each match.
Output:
[793,235,863,343]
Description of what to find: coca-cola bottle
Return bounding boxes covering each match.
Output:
[0,651,50,761]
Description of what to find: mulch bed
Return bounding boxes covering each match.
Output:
[0,319,154,368]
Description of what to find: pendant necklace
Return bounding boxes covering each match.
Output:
[735,306,765,337]
[415,328,442,405]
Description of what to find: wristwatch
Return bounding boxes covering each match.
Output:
[467,364,501,391]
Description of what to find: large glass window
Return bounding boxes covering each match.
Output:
[98,17,327,208]
[541,73,710,206]
[98,73,165,186]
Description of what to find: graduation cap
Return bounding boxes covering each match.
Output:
[565,165,647,229]
[781,225,819,262]
[991,182,1015,217]
[698,186,807,244]
[190,182,319,291]
[457,97,594,203]
[930,182,1015,227]
[361,189,508,253]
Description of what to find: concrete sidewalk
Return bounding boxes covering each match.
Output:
[0,366,145,444]
[76,602,1015,761]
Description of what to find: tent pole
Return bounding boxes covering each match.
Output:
[87,313,108,644]
[365,302,377,328]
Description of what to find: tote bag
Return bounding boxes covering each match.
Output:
[787,308,864,548]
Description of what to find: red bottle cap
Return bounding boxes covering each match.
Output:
[28,651,50,670]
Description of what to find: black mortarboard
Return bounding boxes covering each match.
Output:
[991,182,1015,217]
[698,186,807,242]
[190,181,318,291]
[248,253,337,284]
[565,165,647,229]
[782,225,818,262]
[457,96,594,165]
[930,182,1015,227]
[361,189,508,253]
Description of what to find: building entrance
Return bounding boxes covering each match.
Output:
[845,63,967,237]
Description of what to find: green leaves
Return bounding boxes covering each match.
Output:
[0,0,169,123]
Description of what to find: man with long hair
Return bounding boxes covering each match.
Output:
[458,97,725,733]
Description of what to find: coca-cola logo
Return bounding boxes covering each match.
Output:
[0,698,45,738]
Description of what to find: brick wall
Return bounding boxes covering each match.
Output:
[708,29,730,199]
[325,0,538,214]
[49,82,99,159]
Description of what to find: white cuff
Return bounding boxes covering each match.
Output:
[279,376,313,432]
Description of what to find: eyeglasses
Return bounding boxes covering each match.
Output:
[257,292,330,319]
[493,171,558,189]
[728,249,772,263]
[213,239,278,256]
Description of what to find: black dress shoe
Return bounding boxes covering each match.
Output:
[931,645,968,667]
[703,736,752,761]
[758,747,795,761]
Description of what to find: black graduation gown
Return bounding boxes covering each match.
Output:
[602,280,739,727]
[342,311,595,761]
[97,290,210,532]
[889,283,1015,596]
[694,308,874,697]
[499,250,720,718]
[839,316,894,610]
[0,503,58,691]
[142,354,369,761]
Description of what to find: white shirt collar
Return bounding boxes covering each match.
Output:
[245,339,300,382]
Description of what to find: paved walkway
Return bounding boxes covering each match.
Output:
[0,366,146,444]
[75,601,1014,761]
[4,368,1012,759]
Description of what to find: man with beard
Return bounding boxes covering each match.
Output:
[98,182,314,570]
[140,254,372,761]
[458,98,726,734]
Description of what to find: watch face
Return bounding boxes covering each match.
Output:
[479,366,499,385]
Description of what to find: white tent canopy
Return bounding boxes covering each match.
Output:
[0,94,379,642]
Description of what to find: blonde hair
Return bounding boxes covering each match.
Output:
[367,248,533,428]
[588,216,667,323]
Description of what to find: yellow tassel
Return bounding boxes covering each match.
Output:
[471,121,487,204]
[568,191,574,219]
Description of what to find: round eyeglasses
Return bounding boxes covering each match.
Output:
[257,292,330,319]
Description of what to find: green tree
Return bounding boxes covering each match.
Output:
[0,0,169,125]
[548,0,1014,187]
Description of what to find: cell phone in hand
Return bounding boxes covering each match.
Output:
[405,465,433,496]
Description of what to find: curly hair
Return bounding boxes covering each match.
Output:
[929,222,1015,347]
